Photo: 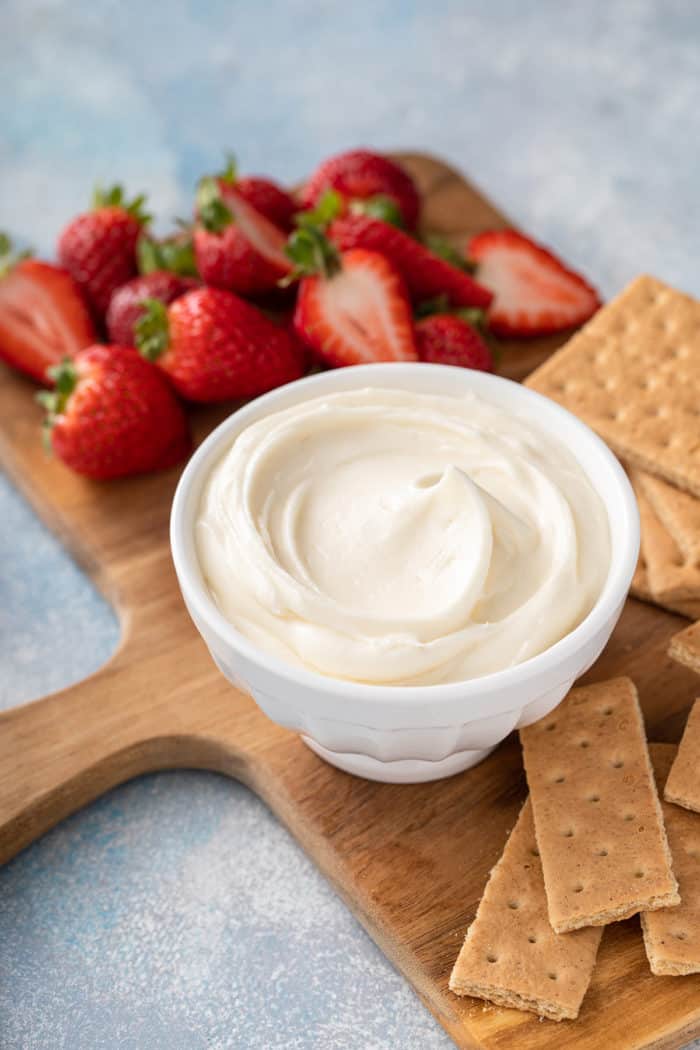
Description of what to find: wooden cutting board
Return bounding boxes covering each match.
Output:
[1,153,700,1050]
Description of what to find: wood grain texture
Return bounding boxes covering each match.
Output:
[1,153,700,1049]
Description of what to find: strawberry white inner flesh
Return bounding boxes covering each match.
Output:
[226,190,291,272]
[0,272,82,365]
[478,246,597,325]
[324,264,407,361]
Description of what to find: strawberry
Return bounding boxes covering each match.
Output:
[300,149,421,230]
[468,230,601,338]
[106,271,198,347]
[194,175,292,296]
[288,228,417,367]
[38,346,190,480]
[208,156,297,231]
[57,186,150,317]
[135,287,304,402]
[0,236,95,383]
[235,176,297,231]
[415,314,494,373]
[328,214,493,310]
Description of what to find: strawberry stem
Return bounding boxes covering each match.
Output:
[295,189,343,231]
[92,184,151,224]
[217,154,238,184]
[196,177,233,233]
[135,299,171,361]
[349,194,405,228]
[0,232,32,278]
[283,227,340,284]
[36,357,79,445]
[422,234,476,274]
[137,233,198,277]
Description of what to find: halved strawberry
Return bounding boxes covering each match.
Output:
[0,239,95,383]
[289,228,417,367]
[213,156,298,231]
[468,230,601,338]
[328,214,493,310]
[194,176,292,296]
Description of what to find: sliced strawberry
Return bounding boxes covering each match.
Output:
[468,230,601,338]
[328,214,493,310]
[209,155,298,231]
[291,230,417,367]
[194,178,292,296]
[0,254,95,383]
[230,176,297,231]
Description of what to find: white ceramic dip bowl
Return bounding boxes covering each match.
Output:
[170,363,639,783]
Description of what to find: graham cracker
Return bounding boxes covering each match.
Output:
[642,743,700,975]
[449,800,602,1021]
[520,677,679,933]
[669,621,700,676]
[636,470,700,568]
[632,471,700,602]
[631,555,700,620]
[526,275,700,499]
[664,700,700,813]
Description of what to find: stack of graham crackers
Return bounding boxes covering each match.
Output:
[450,677,700,1022]
[525,274,700,619]
[450,277,700,1022]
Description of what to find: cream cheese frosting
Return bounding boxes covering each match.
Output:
[195,387,610,685]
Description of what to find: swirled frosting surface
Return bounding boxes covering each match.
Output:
[196,388,610,685]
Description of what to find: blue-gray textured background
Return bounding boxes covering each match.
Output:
[1,1,699,1047]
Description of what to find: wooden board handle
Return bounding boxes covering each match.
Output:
[0,646,265,865]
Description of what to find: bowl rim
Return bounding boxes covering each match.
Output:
[170,362,640,703]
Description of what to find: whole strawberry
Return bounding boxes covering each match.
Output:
[135,287,304,402]
[194,175,292,297]
[0,234,95,382]
[38,345,191,480]
[57,186,150,317]
[300,149,421,230]
[106,271,198,347]
[415,314,494,373]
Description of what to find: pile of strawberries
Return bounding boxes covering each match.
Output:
[0,149,600,480]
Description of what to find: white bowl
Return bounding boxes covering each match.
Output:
[170,363,639,784]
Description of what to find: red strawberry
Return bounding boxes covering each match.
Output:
[0,238,95,383]
[194,177,291,296]
[235,177,297,231]
[300,149,421,230]
[209,156,297,231]
[57,186,150,317]
[106,271,198,347]
[289,228,417,367]
[328,214,493,310]
[415,314,493,372]
[135,287,304,403]
[468,230,601,337]
[38,346,190,480]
